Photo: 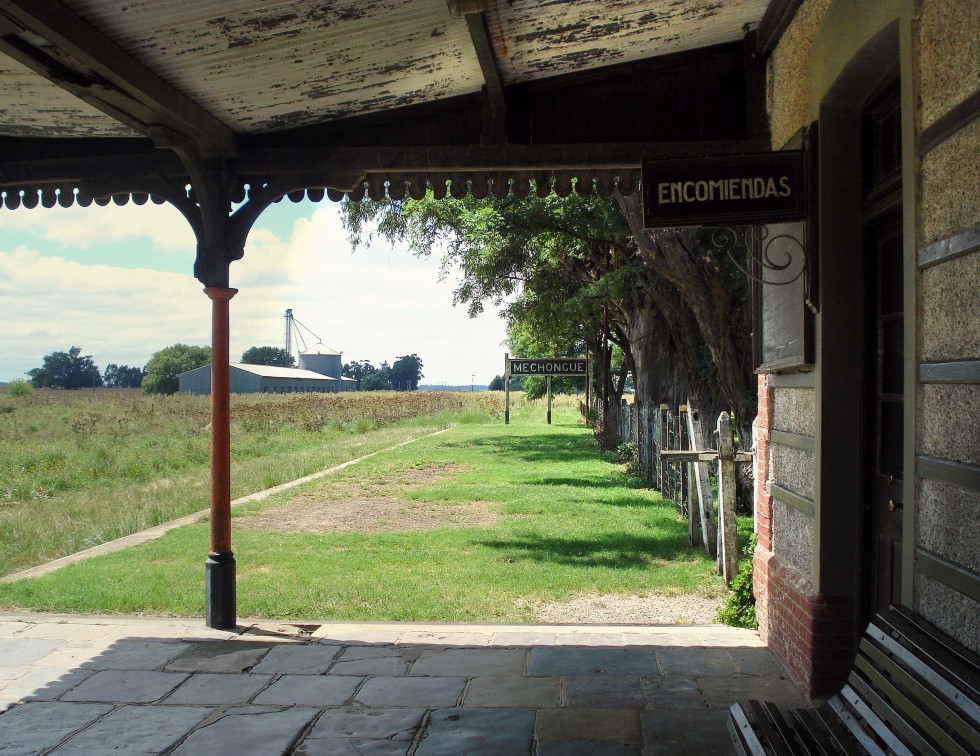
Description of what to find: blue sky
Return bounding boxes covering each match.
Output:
[0,199,509,386]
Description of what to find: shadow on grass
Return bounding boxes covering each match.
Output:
[444,433,611,466]
[480,531,695,569]
[530,476,647,491]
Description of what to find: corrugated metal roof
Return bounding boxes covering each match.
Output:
[301,344,341,356]
[0,0,768,138]
[232,363,336,380]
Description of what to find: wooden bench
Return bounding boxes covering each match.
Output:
[728,606,980,755]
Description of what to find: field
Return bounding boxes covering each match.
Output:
[0,391,731,623]
[0,389,500,576]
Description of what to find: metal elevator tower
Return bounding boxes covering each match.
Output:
[283,308,293,359]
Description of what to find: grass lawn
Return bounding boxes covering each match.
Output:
[0,390,499,575]
[0,400,730,621]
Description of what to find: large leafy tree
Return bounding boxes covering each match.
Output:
[103,363,146,389]
[27,346,102,389]
[142,344,211,395]
[342,188,754,440]
[342,360,376,389]
[241,346,294,367]
[390,354,423,391]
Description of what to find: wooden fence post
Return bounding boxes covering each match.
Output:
[685,399,717,558]
[658,404,669,498]
[717,411,739,586]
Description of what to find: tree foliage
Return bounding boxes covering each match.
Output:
[241,346,295,367]
[390,353,424,391]
[488,375,505,391]
[142,344,211,395]
[103,364,146,389]
[360,370,392,391]
[342,188,754,439]
[27,347,102,389]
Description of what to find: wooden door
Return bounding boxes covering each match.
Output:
[863,81,904,615]
[867,214,903,613]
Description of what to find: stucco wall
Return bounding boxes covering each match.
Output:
[766,0,833,148]
[771,387,815,436]
[919,384,980,467]
[770,445,814,500]
[916,574,980,655]
[920,118,980,245]
[917,479,980,571]
[772,500,814,581]
[920,251,980,362]
[917,0,980,131]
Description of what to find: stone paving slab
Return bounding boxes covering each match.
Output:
[0,701,114,755]
[61,670,188,703]
[0,612,811,755]
[410,648,526,677]
[528,647,660,677]
[163,672,273,705]
[253,673,363,707]
[250,642,341,675]
[50,704,214,755]
[417,708,537,755]
[536,708,644,747]
[170,705,318,755]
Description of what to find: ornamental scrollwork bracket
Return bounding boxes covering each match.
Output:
[707,225,807,287]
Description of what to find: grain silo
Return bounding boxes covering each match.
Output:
[298,344,343,389]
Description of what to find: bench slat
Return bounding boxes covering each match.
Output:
[844,675,933,756]
[859,635,978,753]
[728,608,979,756]
[877,608,980,700]
[728,701,768,756]
[867,624,980,725]
[791,709,866,756]
[747,699,797,756]
[828,693,889,756]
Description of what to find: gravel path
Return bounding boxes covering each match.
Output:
[532,592,723,625]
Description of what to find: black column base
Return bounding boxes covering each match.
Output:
[205,552,236,629]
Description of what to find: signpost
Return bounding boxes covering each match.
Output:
[504,355,588,424]
[642,152,806,229]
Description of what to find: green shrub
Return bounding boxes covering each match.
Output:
[7,380,33,397]
[717,534,758,629]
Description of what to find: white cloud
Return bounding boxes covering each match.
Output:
[0,205,510,385]
[0,202,194,251]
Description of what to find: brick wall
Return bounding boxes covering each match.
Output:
[753,374,856,698]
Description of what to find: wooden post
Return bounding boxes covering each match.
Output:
[546,375,552,425]
[504,352,510,425]
[686,401,717,558]
[658,404,669,496]
[717,411,739,586]
[585,351,591,414]
[679,405,697,546]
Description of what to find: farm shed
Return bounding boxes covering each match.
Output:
[177,362,357,396]
[0,0,976,703]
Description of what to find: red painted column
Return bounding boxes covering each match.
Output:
[204,286,237,628]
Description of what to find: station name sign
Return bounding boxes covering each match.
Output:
[642,152,806,228]
[509,358,587,376]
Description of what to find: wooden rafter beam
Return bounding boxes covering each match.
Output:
[0,0,237,158]
[464,11,506,144]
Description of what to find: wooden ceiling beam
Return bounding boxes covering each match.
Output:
[0,138,768,189]
[0,0,237,158]
[464,11,507,144]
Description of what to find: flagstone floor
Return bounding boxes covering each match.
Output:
[0,612,811,755]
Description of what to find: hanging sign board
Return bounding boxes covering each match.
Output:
[642,152,806,228]
[508,358,588,376]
